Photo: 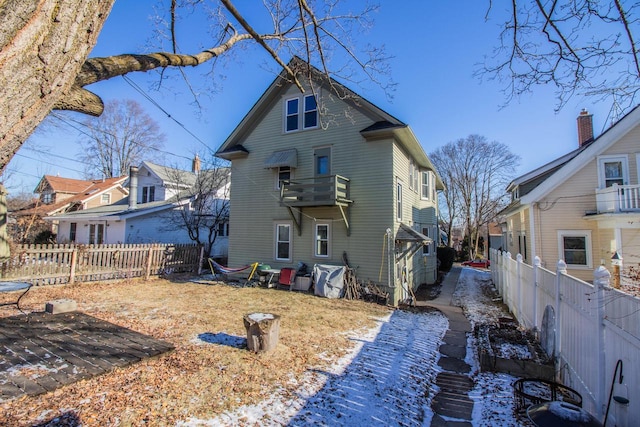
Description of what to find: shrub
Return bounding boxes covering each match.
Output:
[437,246,456,271]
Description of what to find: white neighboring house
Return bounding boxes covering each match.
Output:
[46,160,230,258]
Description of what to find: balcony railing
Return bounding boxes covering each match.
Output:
[280,175,352,207]
[595,184,640,213]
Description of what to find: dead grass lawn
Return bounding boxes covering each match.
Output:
[0,276,391,426]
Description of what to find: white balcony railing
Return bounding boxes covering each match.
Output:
[595,184,640,213]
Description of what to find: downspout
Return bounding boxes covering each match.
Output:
[386,228,393,296]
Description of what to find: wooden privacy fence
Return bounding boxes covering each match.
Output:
[489,249,640,425]
[0,243,204,285]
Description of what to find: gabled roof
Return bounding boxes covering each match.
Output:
[19,176,128,217]
[140,161,197,188]
[215,57,445,190]
[518,105,640,205]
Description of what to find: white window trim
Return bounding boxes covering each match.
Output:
[397,180,403,221]
[101,193,111,204]
[303,94,319,130]
[283,93,319,133]
[284,97,299,133]
[312,221,331,259]
[409,161,414,191]
[421,171,430,200]
[275,166,293,191]
[422,226,431,255]
[274,221,293,262]
[597,154,629,189]
[557,230,592,269]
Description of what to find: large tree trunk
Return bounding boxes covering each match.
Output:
[0,0,114,173]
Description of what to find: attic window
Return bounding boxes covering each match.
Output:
[284,94,318,133]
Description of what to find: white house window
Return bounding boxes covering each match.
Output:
[598,155,628,188]
[89,224,104,245]
[285,98,299,132]
[397,181,403,221]
[409,162,415,191]
[314,222,330,258]
[42,193,53,204]
[276,166,291,190]
[422,226,431,255]
[303,95,318,129]
[142,186,155,203]
[558,230,592,268]
[69,223,77,242]
[421,171,430,200]
[284,94,318,132]
[275,222,292,261]
[101,193,111,204]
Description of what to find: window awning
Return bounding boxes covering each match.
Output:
[264,149,298,169]
[395,223,432,244]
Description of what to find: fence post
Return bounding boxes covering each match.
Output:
[594,266,611,420]
[145,246,153,280]
[533,256,541,331]
[69,247,78,284]
[555,259,567,379]
[197,246,205,275]
[516,253,523,323]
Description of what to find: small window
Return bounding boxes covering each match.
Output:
[142,186,155,203]
[397,182,403,221]
[558,230,592,268]
[42,193,53,204]
[314,223,330,258]
[303,95,318,129]
[604,161,624,187]
[275,223,292,261]
[285,98,299,132]
[421,172,430,200]
[69,223,77,242]
[409,162,414,191]
[101,193,111,204]
[89,224,104,245]
[422,227,431,255]
[276,166,291,190]
[217,222,229,237]
[598,155,628,188]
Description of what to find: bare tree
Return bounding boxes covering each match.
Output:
[78,100,165,179]
[429,149,462,248]
[481,1,640,119]
[0,0,390,174]
[431,135,519,259]
[165,157,230,257]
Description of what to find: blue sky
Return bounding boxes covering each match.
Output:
[5,1,614,193]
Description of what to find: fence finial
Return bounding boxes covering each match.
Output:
[516,253,523,262]
[534,256,541,267]
[594,266,611,289]
[557,259,567,273]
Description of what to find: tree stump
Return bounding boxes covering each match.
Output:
[243,313,281,353]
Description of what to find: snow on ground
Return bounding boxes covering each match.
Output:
[180,268,528,426]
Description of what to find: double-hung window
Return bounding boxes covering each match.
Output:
[422,226,431,255]
[101,193,111,204]
[276,166,291,190]
[89,224,104,245]
[558,230,592,268]
[314,222,330,258]
[275,222,292,261]
[69,223,77,242]
[421,172,430,200]
[284,94,318,132]
[142,186,155,203]
[286,98,299,132]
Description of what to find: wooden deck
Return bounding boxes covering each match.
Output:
[0,311,174,402]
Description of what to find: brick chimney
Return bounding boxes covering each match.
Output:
[577,109,594,147]
[192,154,201,174]
[128,166,138,210]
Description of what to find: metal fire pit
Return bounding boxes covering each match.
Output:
[513,378,582,415]
[527,401,602,427]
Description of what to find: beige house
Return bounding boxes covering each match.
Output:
[216,60,443,305]
[501,107,640,281]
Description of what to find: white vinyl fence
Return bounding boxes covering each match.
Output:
[490,249,639,425]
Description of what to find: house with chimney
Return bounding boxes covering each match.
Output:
[500,107,640,281]
[46,159,230,258]
[10,175,128,241]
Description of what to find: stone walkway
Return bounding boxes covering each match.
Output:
[416,267,475,426]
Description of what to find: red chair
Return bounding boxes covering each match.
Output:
[277,268,296,290]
